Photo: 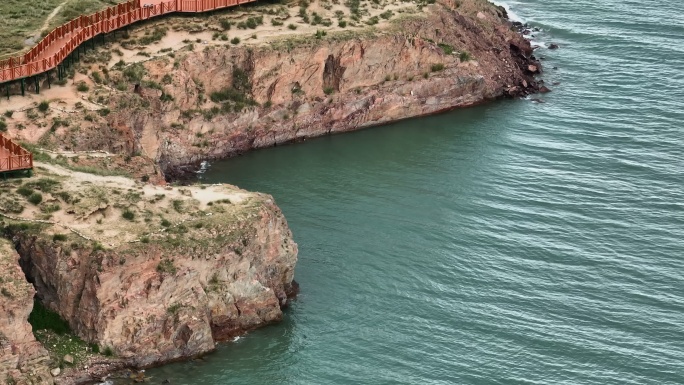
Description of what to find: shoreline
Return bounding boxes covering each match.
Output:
[0,1,544,383]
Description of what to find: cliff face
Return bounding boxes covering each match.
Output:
[0,239,54,385]
[103,0,539,178]
[1,165,297,380]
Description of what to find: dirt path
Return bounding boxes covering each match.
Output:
[34,0,70,41]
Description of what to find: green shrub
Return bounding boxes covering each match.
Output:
[380,10,393,19]
[160,92,174,102]
[37,101,50,112]
[231,37,240,45]
[459,51,472,62]
[123,63,146,82]
[0,120,6,132]
[157,259,177,274]
[323,86,334,95]
[92,71,103,84]
[288,24,297,30]
[438,43,454,55]
[219,18,232,30]
[4,110,14,118]
[161,219,171,227]
[430,63,445,72]
[102,346,114,357]
[27,193,43,205]
[366,16,379,25]
[53,234,68,242]
[122,209,135,221]
[339,20,347,28]
[16,186,33,197]
[76,82,89,92]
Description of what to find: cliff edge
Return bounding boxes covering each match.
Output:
[0,164,298,383]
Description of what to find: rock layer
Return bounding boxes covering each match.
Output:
[1,165,297,379]
[102,1,541,179]
[0,239,54,385]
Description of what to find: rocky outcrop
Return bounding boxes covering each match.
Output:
[1,164,297,381]
[0,239,54,385]
[99,0,541,179]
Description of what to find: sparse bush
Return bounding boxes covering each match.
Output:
[4,110,14,118]
[459,51,472,62]
[288,24,297,30]
[219,18,232,30]
[157,259,177,274]
[16,186,33,197]
[37,101,50,112]
[122,209,135,221]
[0,120,7,132]
[53,234,68,242]
[323,86,334,95]
[76,82,89,92]
[431,63,445,72]
[339,20,347,28]
[366,16,379,25]
[92,71,103,84]
[438,43,454,55]
[231,37,241,45]
[27,193,43,205]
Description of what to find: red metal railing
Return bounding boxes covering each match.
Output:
[0,133,33,172]
[0,0,248,84]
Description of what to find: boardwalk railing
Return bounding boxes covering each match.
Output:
[0,133,33,172]
[0,0,251,84]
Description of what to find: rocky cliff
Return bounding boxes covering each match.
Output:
[0,164,297,382]
[0,239,54,385]
[127,1,539,178]
[11,0,539,180]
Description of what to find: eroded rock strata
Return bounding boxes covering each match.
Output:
[0,239,54,385]
[35,1,539,180]
[1,166,297,383]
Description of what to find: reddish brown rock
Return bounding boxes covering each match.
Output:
[0,240,54,385]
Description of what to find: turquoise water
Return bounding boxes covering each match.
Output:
[140,0,684,383]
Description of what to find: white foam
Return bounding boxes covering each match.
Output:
[490,0,525,23]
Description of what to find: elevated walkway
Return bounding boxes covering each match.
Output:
[0,133,33,174]
[0,0,254,87]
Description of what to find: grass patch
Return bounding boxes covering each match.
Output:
[27,192,43,205]
[122,209,135,221]
[430,63,444,72]
[157,259,177,274]
[28,300,70,335]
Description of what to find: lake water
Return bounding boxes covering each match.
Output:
[139,0,684,383]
